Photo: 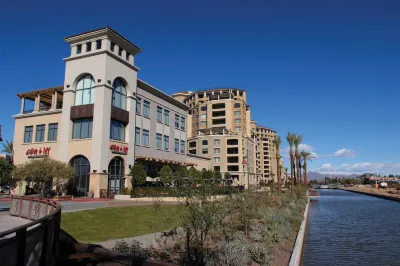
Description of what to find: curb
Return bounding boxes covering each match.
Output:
[289,199,309,266]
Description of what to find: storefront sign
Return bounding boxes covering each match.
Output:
[26,147,51,158]
[110,144,128,155]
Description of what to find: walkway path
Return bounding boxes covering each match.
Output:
[96,231,164,250]
[0,211,29,235]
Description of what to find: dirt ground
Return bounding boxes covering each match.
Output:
[271,231,297,266]
[345,187,400,199]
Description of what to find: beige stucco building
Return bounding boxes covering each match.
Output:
[12,27,208,198]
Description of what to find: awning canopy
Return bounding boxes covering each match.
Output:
[136,156,196,167]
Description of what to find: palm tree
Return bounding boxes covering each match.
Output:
[1,140,13,155]
[301,151,313,186]
[286,133,296,195]
[293,134,303,186]
[284,167,289,186]
[273,136,282,193]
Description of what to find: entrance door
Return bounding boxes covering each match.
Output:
[70,155,90,196]
[108,157,125,197]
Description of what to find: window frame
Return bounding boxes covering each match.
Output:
[164,110,170,125]
[175,115,180,129]
[75,74,95,106]
[24,126,33,144]
[96,40,102,50]
[47,123,58,142]
[164,135,169,151]
[180,140,185,154]
[156,133,162,149]
[143,100,150,117]
[35,124,45,142]
[181,117,185,130]
[156,106,162,122]
[136,97,142,114]
[142,129,149,146]
[86,42,92,52]
[72,118,93,139]
[174,138,179,153]
[76,44,82,54]
[110,119,126,141]
[110,41,115,52]
[135,127,141,145]
[112,78,127,110]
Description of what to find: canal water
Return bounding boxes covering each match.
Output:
[302,189,400,266]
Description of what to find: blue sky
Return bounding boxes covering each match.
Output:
[1,0,399,175]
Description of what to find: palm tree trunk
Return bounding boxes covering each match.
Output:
[276,155,281,193]
[304,162,307,186]
[290,153,294,195]
[296,154,301,186]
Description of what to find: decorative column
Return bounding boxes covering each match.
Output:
[20,97,25,114]
[34,94,41,112]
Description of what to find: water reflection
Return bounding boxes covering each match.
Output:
[302,189,400,266]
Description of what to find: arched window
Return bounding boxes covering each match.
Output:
[75,74,95,105]
[108,157,125,196]
[70,155,90,196]
[112,78,127,109]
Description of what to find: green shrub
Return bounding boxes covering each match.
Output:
[250,244,273,266]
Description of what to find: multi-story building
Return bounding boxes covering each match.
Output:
[172,89,257,188]
[253,125,278,183]
[12,27,200,198]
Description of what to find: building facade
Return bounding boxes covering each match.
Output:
[12,27,197,198]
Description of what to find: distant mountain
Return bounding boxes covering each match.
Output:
[306,171,359,180]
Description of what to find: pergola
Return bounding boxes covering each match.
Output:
[17,86,64,113]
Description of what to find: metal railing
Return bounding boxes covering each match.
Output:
[0,196,61,266]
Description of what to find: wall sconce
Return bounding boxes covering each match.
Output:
[129,164,132,169]
[93,170,97,173]
[66,85,70,88]
[103,170,107,173]
[107,80,111,85]
[97,79,101,83]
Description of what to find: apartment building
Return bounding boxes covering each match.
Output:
[253,125,278,183]
[12,27,200,198]
[172,89,258,188]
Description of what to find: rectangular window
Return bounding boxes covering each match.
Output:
[214,139,220,146]
[110,120,125,141]
[214,148,220,154]
[35,124,45,142]
[164,136,169,151]
[143,100,150,117]
[164,110,170,125]
[126,52,130,61]
[235,126,241,132]
[47,123,58,141]
[180,140,185,153]
[174,138,179,153]
[200,121,207,127]
[181,117,185,130]
[214,157,220,163]
[86,42,92,52]
[175,115,180,129]
[200,114,207,119]
[142,129,149,146]
[119,47,123,56]
[156,133,162,149]
[214,166,220,172]
[110,41,115,52]
[96,40,102,50]
[201,105,207,111]
[136,97,141,114]
[135,127,141,145]
[234,118,241,124]
[157,106,162,122]
[202,148,208,155]
[76,44,82,54]
[234,111,241,117]
[24,126,33,143]
[72,118,93,139]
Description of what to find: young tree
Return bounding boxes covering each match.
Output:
[176,166,189,179]
[13,158,74,197]
[224,172,232,180]
[188,167,201,184]
[0,158,13,187]
[130,164,147,188]
[159,165,173,185]
[214,170,222,180]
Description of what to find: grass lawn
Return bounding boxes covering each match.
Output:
[61,205,180,243]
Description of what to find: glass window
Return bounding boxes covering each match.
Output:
[234,118,241,124]
[235,126,241,132]
[143,100,150,117]
[111,41,115,52]
[181,117,185,130]
[180,140,185,153]
[175,115,180,129]
[86,42,92,52]
[48,123,58,141]
[214,157,220,163]
[72,118,93,139]
[202,148,208,155]
[108,157,125,195]
[164,135,169,151]
[142,129,149,146]
[76,44,82,54]
[214,148,220,154]
[214,139,220,146]
[96,40,102,50]
[200,121,207,127]
[75,74,95,105]
[70,155,90,196]
[157,106,162,122]
[164,110,170,124]
[24,126,33,143]
[201,105,207,111]
[112,78,127,110]
[156,133,162,149]
[110,120,125,141]
[234,103,241,108]
[135,127,141,145]
[126,52,130,61]
[214,166,220,172]
[136,97,141,114]
[234,111,241,117]
[202,140,208,146]
[119,47,123,56]
[200,114,207,119]
[174,138,179,153]
[35,124,45,142]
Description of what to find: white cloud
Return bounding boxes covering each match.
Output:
[299,144,313,152]
[334,149,356,157]
[281,143,318,159]
[312,162,400,175]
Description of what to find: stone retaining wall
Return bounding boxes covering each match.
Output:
[289,199,309,266]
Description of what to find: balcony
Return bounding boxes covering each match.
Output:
[18,86,63,116]
[212,118,226,126]
[212,111,225,118]
[212,103,225,110]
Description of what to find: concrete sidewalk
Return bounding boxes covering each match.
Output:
[96,231,164,250]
